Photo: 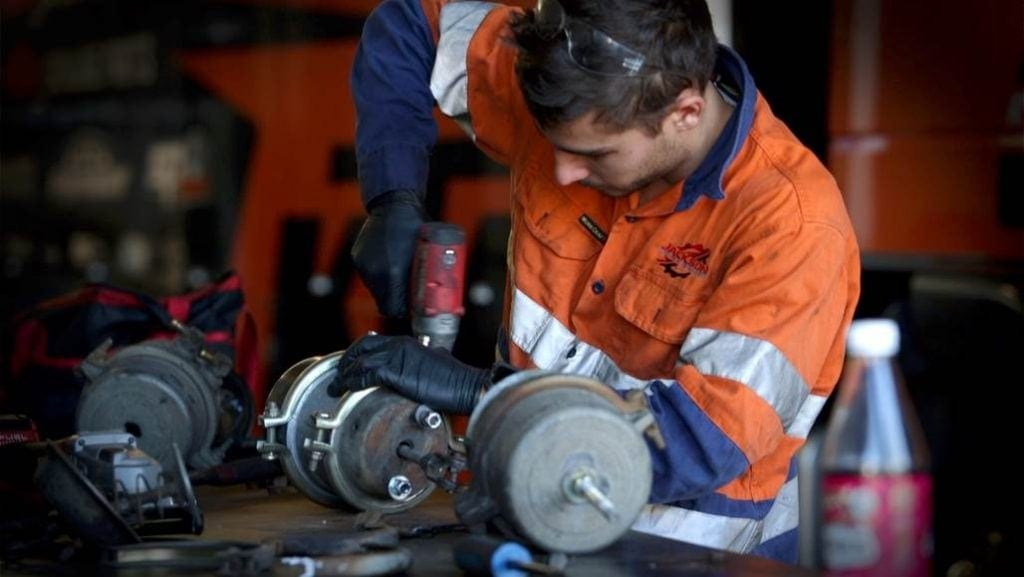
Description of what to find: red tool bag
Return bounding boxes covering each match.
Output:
[1,272,262,440]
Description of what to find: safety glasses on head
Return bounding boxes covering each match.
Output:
[534,0,657,77]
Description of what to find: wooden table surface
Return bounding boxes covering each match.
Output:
[189,484,817,577]
[1,482,818,576]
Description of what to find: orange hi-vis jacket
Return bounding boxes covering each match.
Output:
[352,0,861,561]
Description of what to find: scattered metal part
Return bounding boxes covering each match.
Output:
[275,527,400,557]
[75,326,237,471]
[100,540,275,575]
[350,515,467,540]
[276,526,412,576]
[281,557,319,577]
[34,433,203,546]
[71,432,159,495]
[457,372,655,554]
[280,549,412,577]
[35,439,141,547]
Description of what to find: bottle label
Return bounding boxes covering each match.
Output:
[821,473,932,576]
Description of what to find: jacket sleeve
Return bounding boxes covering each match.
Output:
[351,0,441,206]
[352,0,525,207]
[642,219,859,504]
[430,1,526,165]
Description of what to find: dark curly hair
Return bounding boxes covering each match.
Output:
[511,0,717,135]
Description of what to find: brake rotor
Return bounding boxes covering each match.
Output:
[460,372,653,554]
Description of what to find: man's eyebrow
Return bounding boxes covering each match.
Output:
[552,143,615,157]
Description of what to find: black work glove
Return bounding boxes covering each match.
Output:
[329,334,511,414]
[351,189,426,318]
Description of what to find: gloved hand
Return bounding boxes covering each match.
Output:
[351,189,426,318]
[329,334,511,414]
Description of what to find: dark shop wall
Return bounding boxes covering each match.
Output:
[732,1,831,162]
[0,0,370,359]
[0,0,520,399]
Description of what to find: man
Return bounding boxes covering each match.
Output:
[339,0,860,563]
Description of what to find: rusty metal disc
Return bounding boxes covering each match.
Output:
[322,387,449,514]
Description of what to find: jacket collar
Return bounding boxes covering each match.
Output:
[675,44,757,211]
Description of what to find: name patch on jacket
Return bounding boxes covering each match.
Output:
[657,243,710,278]
[578,214,608,245]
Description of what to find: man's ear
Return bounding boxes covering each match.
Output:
[666,87,704,132]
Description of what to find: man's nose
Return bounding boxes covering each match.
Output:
[553,151,590,186]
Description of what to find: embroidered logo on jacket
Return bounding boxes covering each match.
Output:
[657,243,710,278]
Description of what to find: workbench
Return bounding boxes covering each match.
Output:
[187,484,815,576]
[2,482,818,576]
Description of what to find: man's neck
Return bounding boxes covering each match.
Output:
[637,82,736,205]
[676,81,735,182]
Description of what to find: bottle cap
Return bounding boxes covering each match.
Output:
[846,318,900,357]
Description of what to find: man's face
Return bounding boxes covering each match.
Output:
[542,111,689,198]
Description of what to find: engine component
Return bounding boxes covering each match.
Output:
[35,432,202,546]
[75,324,240,471]
[258,352,450,513]
[456,372,659,554]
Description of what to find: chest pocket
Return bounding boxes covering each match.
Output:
[514,165,604,261]
[614,266,709,345]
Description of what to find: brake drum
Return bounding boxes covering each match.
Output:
[461,372,653,554]
[75,332,232,471]
[314,387,449,513]
[259,351,449,513]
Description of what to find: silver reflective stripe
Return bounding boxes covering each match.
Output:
[631,475,800,553]
[632,504,762,553]
[430,1,496,137]
[680,328,809,431]
[510,288,653,390]
[762,475,800,542]
[787,393,828,439]
[511,289,824,438]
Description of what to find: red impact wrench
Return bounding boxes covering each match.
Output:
[409,222,468,352]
